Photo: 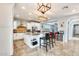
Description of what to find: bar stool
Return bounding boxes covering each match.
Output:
[54,32,59,41]
[39,33,51,52]
[58,32,64,41]
[49,32,54,47]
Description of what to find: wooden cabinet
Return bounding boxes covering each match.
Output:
[13,24,27,33]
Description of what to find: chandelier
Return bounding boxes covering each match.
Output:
[37,3,51,14]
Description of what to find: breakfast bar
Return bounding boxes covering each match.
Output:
[24,33,44,48]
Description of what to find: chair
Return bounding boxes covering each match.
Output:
[57,31,64,41]
[49,32,54,47]
[39,33,51,52]
[54,32,59,41]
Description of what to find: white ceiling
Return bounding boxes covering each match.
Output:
[14,3,79,22]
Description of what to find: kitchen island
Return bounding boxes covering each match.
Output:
[24,33,44,48]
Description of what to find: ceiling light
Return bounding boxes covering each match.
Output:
[72,9,76,13]
[21,6,26,10]
[37,3,51,14]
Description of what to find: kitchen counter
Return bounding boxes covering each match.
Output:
[24,33,44,48]
[13,32,44,48]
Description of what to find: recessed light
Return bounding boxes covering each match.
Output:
[72,9,76,12]
[21,6,26,10]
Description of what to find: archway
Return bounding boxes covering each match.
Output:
[64,16,79,42]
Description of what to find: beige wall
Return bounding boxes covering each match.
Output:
[0,3,14,56]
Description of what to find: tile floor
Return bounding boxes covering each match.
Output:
[13,39,79,56]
